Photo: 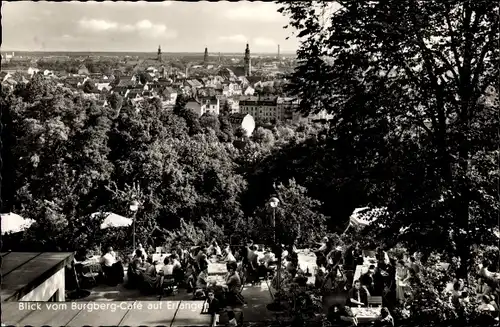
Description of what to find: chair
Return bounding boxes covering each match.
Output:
[81,264,101,287]
[368,296,383,307]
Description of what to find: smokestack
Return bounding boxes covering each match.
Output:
[185,66,188,78]
[278,44,280,60]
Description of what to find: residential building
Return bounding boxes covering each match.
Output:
[239,95,279,120]
[78,65,90,76]
[228,113,255,137]
[185,96,220,116]
[226,97,240,114]
[95,79,111,91]
[243,85,255,95]
[161,87,178,106]
[27,67,40,76]
[185,100,204,116]
[199,96,220,115]
[222,82,242,96]
[184,79,203,89]
[277,97,300,121]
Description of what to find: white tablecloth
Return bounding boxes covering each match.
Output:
[351,307,380,323]
[152,253,169,264]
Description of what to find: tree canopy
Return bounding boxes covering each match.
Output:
[278,0,499,273]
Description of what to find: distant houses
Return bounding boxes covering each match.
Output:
[78,64,90,76]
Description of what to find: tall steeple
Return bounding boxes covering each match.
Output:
[204,47,208,65]
[157,45,162,62]
[244,43,251,77]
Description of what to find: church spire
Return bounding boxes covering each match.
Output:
[157,45,162,61]
[204,47,208,65]
[244,43,251,77]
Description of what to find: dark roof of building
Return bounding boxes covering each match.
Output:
[1,252,74,302]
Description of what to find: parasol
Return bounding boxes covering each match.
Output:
[93,212,133,229]
[1,213,35,235]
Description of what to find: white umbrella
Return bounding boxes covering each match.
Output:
[1,213,35,235]
[94,212,133,229]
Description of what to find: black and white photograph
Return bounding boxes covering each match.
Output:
[0,1,499,326]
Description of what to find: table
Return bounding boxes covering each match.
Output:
[208,263,227,275]
[153,253,169,264]
[351,307,380,323]
[207,274,226,285]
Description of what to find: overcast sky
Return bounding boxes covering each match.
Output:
[2,1,299,53]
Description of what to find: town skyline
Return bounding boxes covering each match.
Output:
[2,1,300,53]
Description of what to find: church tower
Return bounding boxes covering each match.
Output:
[157,45,162,62]
[204,47,208,65]
[244,43,251,76]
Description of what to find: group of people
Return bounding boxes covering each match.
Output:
[313,238,407,305]
[72,246,125,287]
[446,258,500,323]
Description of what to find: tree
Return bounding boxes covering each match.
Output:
[199,112,221,134]
[107,92,123,114]
[263,85,276,95]
[5,77,115,251]
[138,72,153,85]
[253,179,327,247]
[83,80,98,94]
[278,0,499,276]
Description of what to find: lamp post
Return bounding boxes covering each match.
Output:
[267,196,286,312]
[129,200,139,250]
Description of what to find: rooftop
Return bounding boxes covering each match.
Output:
[1,252,74,302]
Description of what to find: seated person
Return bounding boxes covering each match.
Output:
[477,295,498,325]
[347,280,370,307]
[133,244,147,261]
[224,245,237,264]
[293,270,308,287]
[194,269,209,298]
[141,256,158,292]
[100,246,121,285]
[173,243,187,266]
[315,267,327,289]
[208,239,223,258]
[225,265,242,304]
[169,254,184,284]
[206,290,221,327]
[476,277,492,298]
[478,295,496,312]
[196,246,210,274]
[327,304,358,326]
[360,265,376,294]
[449,281,462,307]
[375,307,395,327]
[158,257,175,289]
[126,257,144,288]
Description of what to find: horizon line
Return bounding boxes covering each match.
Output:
[2,50,297,55]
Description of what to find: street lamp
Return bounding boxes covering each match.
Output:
[267,196,286,312]
[129,200,139,250]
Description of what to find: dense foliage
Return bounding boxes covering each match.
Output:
[278,0,499,275]
[1,76,333,252]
